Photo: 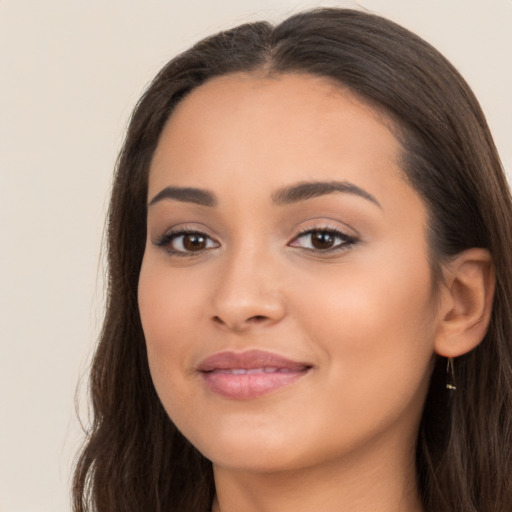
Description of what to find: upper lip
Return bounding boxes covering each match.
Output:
[197,349,311,372]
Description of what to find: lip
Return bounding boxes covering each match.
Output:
[197,349,312,400]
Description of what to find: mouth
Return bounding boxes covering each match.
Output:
[197,350,312,400]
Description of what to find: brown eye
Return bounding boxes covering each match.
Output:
[310,231,336,249]
[156,230,219,254]
[290,228,357,252]
[182,233,207,251]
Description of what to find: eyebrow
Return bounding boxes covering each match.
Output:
[272,180,381,208]
[148,180,381,209]
[148,186,217,207]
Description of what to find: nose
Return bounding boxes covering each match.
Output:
[209,249,286,332]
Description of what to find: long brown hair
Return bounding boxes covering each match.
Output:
[73,8,512,511]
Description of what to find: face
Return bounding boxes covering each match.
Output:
[138,73,440,474]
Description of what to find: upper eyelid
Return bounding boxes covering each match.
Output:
[154,228,218,246]
[291,223,358,240]
[152,223,217,242]
[290,227,357,245]
[294,226,348,236]
[155,224,350,238]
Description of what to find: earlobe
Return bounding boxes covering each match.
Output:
[434,248,495,358]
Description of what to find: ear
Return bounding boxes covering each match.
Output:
[434,248,495,358]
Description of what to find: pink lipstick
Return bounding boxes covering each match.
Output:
[197,350,311,399]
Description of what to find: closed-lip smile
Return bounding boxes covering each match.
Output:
[197,349,312,399]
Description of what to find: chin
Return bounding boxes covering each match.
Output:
[182,418,307,473]
[207,443,305,474]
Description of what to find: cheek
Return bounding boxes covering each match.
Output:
[138,254,206,342]
[292,249,437,396]
[282,262,437,456]
[137,257,203,405]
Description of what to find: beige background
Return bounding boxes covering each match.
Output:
[0,1,510,510]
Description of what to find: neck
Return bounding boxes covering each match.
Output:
[211,435,423,512]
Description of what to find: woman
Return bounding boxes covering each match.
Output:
[73,8,512,512]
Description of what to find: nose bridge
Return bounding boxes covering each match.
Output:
[210,239,285,330]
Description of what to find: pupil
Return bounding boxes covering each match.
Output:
[312,231,334,249]
[184,234,206,251]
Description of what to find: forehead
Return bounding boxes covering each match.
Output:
[148,72,409,208]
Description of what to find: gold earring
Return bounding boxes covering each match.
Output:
[446,357,456,391]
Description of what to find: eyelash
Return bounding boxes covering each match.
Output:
[290,226,358,253]
[154,229,219,257]
[154,226,358,257]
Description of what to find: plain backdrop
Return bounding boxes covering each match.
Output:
[0,1,510,510]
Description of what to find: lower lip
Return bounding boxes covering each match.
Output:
[201,369,309,399]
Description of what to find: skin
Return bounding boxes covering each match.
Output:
[138,73,492,512]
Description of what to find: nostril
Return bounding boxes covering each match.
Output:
[248,315,267,323]
[211,314,268,328]
[213,316,224,325]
